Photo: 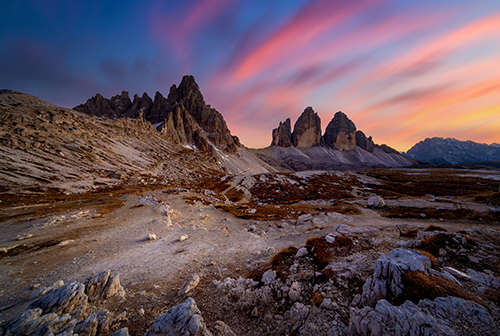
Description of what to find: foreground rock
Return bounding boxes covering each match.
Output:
[144,298,212,336]
[360,248,431,307]
[350,296,496,336]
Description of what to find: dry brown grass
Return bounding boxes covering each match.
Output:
[480,288,500,305]
[332,236,353,247]
[306,237,332,270]
[316,268,336,283]
[364,169,499,198]
[401,271,485,307]
[311,291,324,307]
[419,233,478,255]
[399,228,419,237]
[224,187,245,202]
[425,224,447,232]
[415,249,437,268]
[217,203,360,221]
[379,206,499,221]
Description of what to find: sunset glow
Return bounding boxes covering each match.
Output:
[1,0,499,150]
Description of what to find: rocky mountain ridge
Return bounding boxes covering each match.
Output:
[264,108,410,170]
[271,108,396,154]
[75,76,240,155]
[405,137,500,164]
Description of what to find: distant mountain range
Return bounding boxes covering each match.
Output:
[404,137,500,165]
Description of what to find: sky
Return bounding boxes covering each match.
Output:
[1,0,500,151]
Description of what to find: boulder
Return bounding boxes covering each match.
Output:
[212,321,236,336]
[178,273,200,295]
[291,107,322,148]
[367,196,385,208]
[271,118,292,147]
[29,281,88,317]
[84,270,124,301]
[349,296,496,336]
[261,269,277,285]
[111,328,130,336]
[360,248,431,306]
[144,298,212,336]
[323,111,357,151]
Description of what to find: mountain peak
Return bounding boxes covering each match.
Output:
[74,76,240,154]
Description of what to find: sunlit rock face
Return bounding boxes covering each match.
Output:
[323,111,357,151]
[291,107,322,148]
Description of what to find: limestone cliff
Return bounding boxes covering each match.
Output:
[291,107,322,148]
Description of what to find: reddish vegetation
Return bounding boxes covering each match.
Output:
[401,271,485,307]
[425,224,447,232]
[332,236,353,247]
[311,291,324,307]
[306,237,332,270]
[399,228,419,237]
[419,233,477,255]
[415,249,437,268]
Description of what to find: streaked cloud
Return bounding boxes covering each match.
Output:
[1,0,500,150]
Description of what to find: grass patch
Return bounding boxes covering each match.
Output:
[415,249,437,268]
[378,205,500,221]
[400,271,485,307]
[311,291,324,307]
[419,233,478,255]
[306,237,332,270]
[425,224,447,232]
[217,203,360,221]
[225,187,245,202]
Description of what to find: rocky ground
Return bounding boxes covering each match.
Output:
[1,88,500,335]
[1,167,500,335]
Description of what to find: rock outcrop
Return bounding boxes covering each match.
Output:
[323,111,357,151]
[144,298,212,336]
[75,76,240,154]
[291,107,322,148]
[359,248,432,307]
[271,118,292,147]
[355,130,375,152]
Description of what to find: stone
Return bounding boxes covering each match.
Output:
[467,269,500,289]
[442,266,471,280]
[367,196,385,208]
[212,321,236,336]
[290,302,309,328]
[271,118,292,147]
[251,307,259,317]
[179,273,200,295]
[143,233,157,241]
[110,327,130,336]
[84,270,124,301]
[360,248,431,307]
[319,298,338,311]
[1,308,43,336]
[180,234,189,242]
[262,269,277,285]
[291,107,322,148]
[144,298,212,336]
[29,313,77,336]
[31,280,65,299]
[29,281,88,317]
[295,247,308,257]
[325,235,335,244]
[323,111,357,151]
[75,313,98,336]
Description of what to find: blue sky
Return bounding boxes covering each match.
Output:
[1,0,500,150]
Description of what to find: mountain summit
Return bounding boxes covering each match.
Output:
[405,137,500,164]
[75,75,240,154]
